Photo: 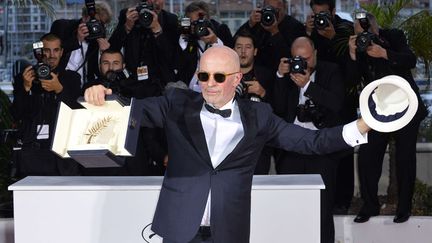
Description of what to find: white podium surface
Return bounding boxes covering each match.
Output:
[9,175,324,243]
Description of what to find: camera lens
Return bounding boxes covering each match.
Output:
[260,6,276,26]
[36,64,50,79]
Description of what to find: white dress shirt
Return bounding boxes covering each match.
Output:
[200,98,244,225]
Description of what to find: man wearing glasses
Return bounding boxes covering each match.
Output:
[84,46,369,243]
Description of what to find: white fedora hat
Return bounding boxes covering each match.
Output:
[359,75,418,133]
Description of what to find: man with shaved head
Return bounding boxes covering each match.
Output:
[85,45,369,242]
[273,36,345,243]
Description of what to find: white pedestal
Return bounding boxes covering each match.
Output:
[9,175,323,243]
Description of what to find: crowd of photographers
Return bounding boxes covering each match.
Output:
[8,0,426,242]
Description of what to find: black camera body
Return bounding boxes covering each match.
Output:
[32,41,51,83]
[192,17,212,38]
[356,31,376,52]
[286,56,307,74]
[260,5,277,26]
[85,0,106,40]
[103,68,131,95]
[136,0,154,28]
[236,74,262,102]
[296,99,325,128]
[313,11,331,30]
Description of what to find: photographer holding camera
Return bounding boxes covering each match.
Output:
[11,33,82,177]
[50,0,112,87]
[273,37,345,243]
[233,30,275,174]
[82,50,168,176]
[108,0,178,92]
[236,0,306,72]
[175,1,233,92]
[348,13,427,224]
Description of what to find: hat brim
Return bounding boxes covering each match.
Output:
[359,75,418,133]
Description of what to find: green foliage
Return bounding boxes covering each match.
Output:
[9,0,65,18]
[361,0,412,28]
[412,179,432,215]
[400,11,432,81]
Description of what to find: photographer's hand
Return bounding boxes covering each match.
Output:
[201,28,218,44]
[317,21,336,40]
[97,38,111,52]
[77,22,89,42]
[22,66,35,92]
[248,8,262,28]
[245,80,266,98]
[149,10,162,34]
[305,13,314,36]
[84,84,113,106]
[125,8,138,33]
[366,42,388,60]
[290,71,310,88]
[348,35,357,61]
[277,57,290,76]
[41,73,63,94]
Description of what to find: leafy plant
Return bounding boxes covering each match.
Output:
[9,0,65,18]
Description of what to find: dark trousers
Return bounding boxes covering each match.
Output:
[276,151,337,243]
[358,118,420,215]
[163,226,212,243]
[334,150,354,209]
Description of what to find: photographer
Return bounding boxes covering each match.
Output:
[305,0,353,64]
[50,0,113,86]
[233,30,275,174]
[305,0,355,215]
[348,13,427,224]
[236,0,306,72]
[108,0,178,92]
[83,50,168,176]
[175,1,233,92]
[11,33,82,177]
[272,37,344,243]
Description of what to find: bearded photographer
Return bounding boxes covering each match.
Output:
[81,49,168,176]
[348,13,427,224]
[233,30,275,174]
[236,0,306,72]
[175,1,233,92]
[272,37,345,243]
[109,0,178,92]
[50,0,113,86]
[11,33,82,177]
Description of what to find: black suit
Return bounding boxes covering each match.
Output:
[11,68,82,176]
[136,88,351,243]
[272,61,345,243]
[175,19,233,85]
[236,15,306,72]
[50,19,101,83]
[109,9,178,90]
[348,28,427,216]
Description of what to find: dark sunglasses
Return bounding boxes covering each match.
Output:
[197,71,239,83]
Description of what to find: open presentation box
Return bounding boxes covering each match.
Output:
[52,96,141,168]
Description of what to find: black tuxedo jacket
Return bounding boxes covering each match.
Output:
[272,61,345,127]
[136,88,350,242]
[50,19,100,82]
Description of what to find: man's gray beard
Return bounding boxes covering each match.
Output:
[240,63,253,69]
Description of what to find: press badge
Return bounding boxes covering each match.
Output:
[36,124,49,140]
[137,65,149,81]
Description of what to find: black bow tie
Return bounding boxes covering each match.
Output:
[204,104,232,118]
